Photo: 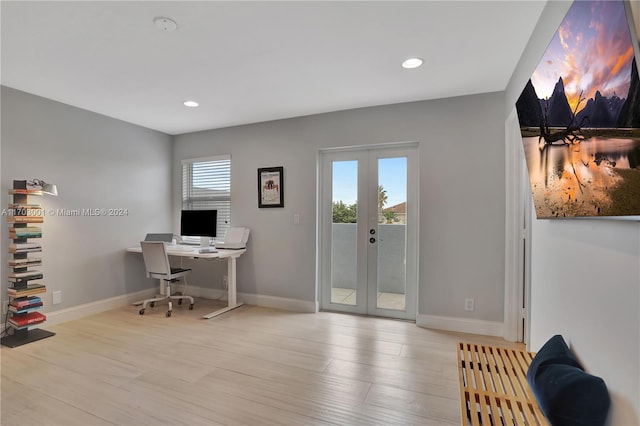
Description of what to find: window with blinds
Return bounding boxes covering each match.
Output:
[181,155,231,241]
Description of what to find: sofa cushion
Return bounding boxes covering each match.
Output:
[527,335,583,384]
[531,363,610,426]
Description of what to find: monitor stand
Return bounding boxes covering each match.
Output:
[200,236,211,247]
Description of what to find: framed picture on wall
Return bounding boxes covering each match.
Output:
[258,166,284,208]
[515,0,640,219]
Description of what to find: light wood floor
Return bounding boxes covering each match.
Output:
[331,288,406,310]
[1,299,521,426]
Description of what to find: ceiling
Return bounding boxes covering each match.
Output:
[1,1,547,135]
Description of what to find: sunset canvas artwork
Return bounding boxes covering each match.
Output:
[516,0,640,218]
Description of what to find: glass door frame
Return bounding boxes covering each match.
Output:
[318,143,419,320]
[320,149,368,315]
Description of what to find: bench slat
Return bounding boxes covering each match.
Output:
[489,346,516,397]
[500,347,528,398]
[458,342,549,426]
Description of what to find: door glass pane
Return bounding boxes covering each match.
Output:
[331,160,358,305]
[377,157,407,311]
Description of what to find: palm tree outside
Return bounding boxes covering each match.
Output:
[378,185,387,211]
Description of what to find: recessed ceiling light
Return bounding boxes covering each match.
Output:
[183,100,199,108]
[154,17,177,32]
[402,58,423,69]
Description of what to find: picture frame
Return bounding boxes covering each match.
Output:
[515,0,640,219]
[258,166,284,208]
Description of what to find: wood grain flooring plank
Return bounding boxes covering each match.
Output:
[0,376,116,426]
[365,383,460,424]
[1,303,521,426]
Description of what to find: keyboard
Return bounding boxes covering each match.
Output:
[170,245,195,252]
[198,247,218,253]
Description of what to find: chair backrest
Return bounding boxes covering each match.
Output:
[140,241,171,276]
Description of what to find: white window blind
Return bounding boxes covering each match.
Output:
[181,155,231,241]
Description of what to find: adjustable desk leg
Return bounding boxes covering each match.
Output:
[202,255,244,319]
[228,253,237,306]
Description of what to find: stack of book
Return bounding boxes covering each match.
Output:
[8,270,43,283]
[9,242,42,254]
[8,257,42,268]
[8,226,42,239]
[6,215,44,224]
[9,296,43,314]
[8,311,46,329]
[7,283,46,297]
[2,181,55,347]
[8,203,41,209]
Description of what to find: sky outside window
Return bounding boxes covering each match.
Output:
[332,157,407,208]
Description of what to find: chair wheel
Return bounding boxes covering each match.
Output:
[189,304,194,310]
[150,302,155,308]
[178,299,182,305]
[139,309,145,315]
[166,310,172,317]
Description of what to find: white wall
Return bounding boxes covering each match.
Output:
[1,87,173,311]
[174,93,507,326]
[505,2,640,424]
[530,216,640,425]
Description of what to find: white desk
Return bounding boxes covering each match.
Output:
[126,245,246,318]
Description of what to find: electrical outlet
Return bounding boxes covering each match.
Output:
[52,291,62,305]
[222,275,228,289]
[464,298,475,312]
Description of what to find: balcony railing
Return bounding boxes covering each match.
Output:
[331,223,406,294]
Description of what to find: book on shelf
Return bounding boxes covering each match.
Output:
[10,321,46,330]
[9,242,41,250]
[8,283,46,297]
[6,216,44,224]
[9,189,43,196]
[9,226,42,233]
[8,288,46,298]
[9,302,43,314]
[8,311,46,328]
[8,273,44,283]
[9,247,42,254]
[8,270,43,279]
[9,226,42,238]
[8,203,42,209]
[10,323,46,331]
[9,282,45,290]
[11,296,42,308]
[9,232,42,239]
[9,261,43,269]
[8,257,42,267]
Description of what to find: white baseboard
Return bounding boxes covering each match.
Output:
[1,286,316,331]
[177,284,318,313]
[238,292,318,313]
[5,290,498,337]
[44,288,157,326]
[416,314,503,337]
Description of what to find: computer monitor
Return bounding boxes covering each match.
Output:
[180,209,217,247]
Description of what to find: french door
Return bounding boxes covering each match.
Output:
[320,145,418,320]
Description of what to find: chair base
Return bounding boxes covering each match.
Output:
[139,280,194,317]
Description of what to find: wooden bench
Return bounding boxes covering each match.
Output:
[457,342,548,425]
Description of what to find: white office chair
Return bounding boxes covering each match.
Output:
[139,241,194,317]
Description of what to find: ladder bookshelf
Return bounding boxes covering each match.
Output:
[1,180,55,347]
